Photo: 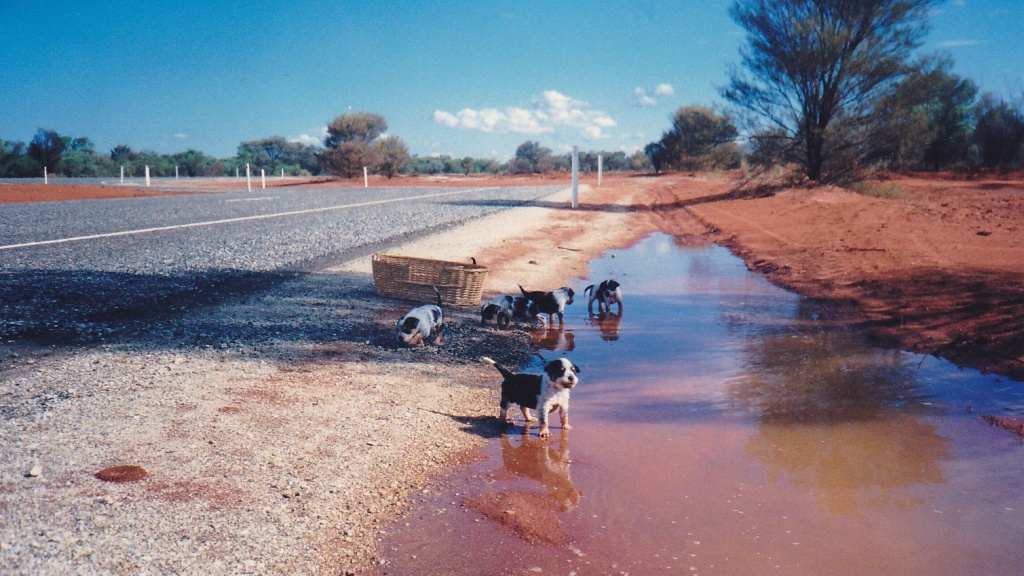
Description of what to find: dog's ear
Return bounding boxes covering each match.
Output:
[544,360,564,380]
[400,317,420,333]
[572,363,581,374]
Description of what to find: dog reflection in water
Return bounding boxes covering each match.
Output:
[501,429,581,511]
[528,325,575,352]
[589,310,623,342]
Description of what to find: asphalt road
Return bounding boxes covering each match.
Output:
[0,184,564,347]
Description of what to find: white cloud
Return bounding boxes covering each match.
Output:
[290,127,327,147]
[174,133,188,140]
[632,87,658,107]
[434,90,616,140]
[631,84,675,107]
[653,83,675,96]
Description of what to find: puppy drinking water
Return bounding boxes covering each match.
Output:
[480,294,515,328]
[584,279,623,314]
[397,287,444,346]
[519,285,575,327]
[481,356,581,438]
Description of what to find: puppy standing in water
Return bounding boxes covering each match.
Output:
[519,285,575,327]
[397,287,444,346]
[584,279,623,314]
[481,356,581,438]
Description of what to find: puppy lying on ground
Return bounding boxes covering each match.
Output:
[397,288,444,346]
[482,356,581,438]
[584,279,623,314]
[480,295,514,328]
[519,285,575,327]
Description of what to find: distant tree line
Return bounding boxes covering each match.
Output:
[0,119,652,180]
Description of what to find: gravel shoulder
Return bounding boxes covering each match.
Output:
[0,179,659,574]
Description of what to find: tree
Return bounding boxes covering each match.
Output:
[320,142,379,179]
[722,0,938,182]
[373,136,411,178]
[325,112,388,147]
[0,140,27,177]
[509,141,554,174]
[973,94,1024,168]
[644,141,670,174]
[320,112,390,178]
[27,129,66,173]
[865,55,978,170]
[656,105,739,171]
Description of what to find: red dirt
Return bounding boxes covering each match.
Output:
[95,465,148,483]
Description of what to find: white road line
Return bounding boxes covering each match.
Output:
[1,187,495,251]
[225,196,277,203]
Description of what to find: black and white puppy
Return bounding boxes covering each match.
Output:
[519,285,575,327]
[481,356,581,438]
[480,295,514,328]
[584,279,623,314]
[511,295,534,321]
[397,288,444,346]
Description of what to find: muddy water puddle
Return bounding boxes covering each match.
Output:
[377,233,1024,575]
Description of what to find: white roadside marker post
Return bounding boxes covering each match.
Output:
[572,145,579,208]
[145,165,151,187]
[246,163,252,193]
[363,166,369,188]
[261,169,266,189]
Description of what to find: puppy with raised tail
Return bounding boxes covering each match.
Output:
[481,356,581,438]
[397,287,444,346]
[519,285,574,327]
[584,279,623,314]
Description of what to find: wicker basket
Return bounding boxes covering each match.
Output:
[371,254,488,306]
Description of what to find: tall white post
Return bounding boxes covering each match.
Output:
[120,165,124,184]
[235,167,240,178]
[44,166,48,185]
[261,169,266,189]
[571,145,579,208]
[246,163,252,193]
[363,166,369,188]
[281,168,285,178]
[598,154,603,187]
[175,165,179,180]
[145,165,151,187]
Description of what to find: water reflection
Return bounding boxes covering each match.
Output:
[463,430,580,546]
[728,299,929,424]
[500,430,580,511]
[749,417,951,514]
[587,310,623,341]
[728,298,954,513]
[528,324,575,352]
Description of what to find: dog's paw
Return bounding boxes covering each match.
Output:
[538,427,551,438]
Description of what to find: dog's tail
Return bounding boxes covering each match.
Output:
[481,356,515,380]
[431,285,443,308]
[583,284,594,298]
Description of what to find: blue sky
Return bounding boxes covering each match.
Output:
[2,0,1021,161]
